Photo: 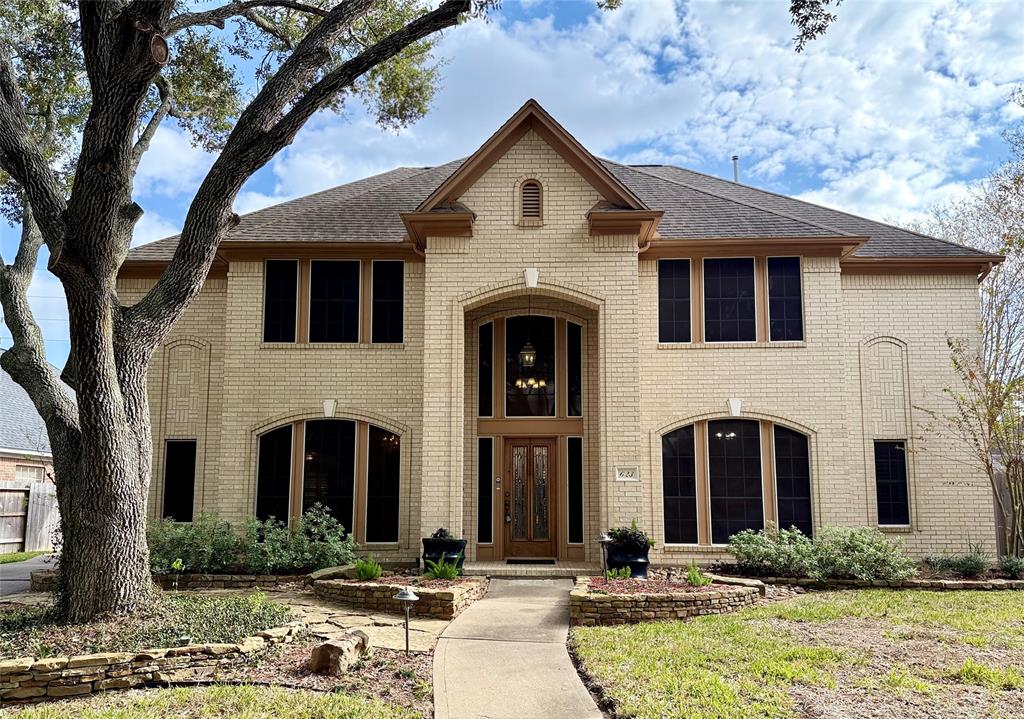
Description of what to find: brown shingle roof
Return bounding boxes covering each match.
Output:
[126,156,992,262]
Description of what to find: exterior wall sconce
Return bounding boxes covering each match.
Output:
[323,399,337,418]
[728,398,743,416]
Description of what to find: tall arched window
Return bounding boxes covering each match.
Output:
[521,180,542,222]
[662,425,698,544]
[774,426,813,537]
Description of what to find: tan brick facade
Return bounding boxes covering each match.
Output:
[120,126,995,563]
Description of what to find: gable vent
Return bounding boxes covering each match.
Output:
[521,181,542,219]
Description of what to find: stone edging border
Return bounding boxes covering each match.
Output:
[720,575,1024,591]
[568,577,759,626]
[0,620,305,704]
[312,577,487,619]
[29,570,306,593]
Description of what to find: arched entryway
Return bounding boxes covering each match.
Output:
[463,292,600,562]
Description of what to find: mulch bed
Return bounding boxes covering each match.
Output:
[341,577,475,590]
[586,578,720,595]
[218,638,433,717]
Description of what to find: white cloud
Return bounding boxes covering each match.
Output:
[134,127,216,198]
[132,211,179,247]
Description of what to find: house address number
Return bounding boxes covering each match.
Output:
[615,466,640,482]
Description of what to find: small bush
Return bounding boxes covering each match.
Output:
[430,527,454,540]
[728,525,816,577]
[147,514,238,574]
[605,567,631,579]
[686,561,713,587]
[424,552,461,580]
[812,527,917,582]
[355,555,383,581]
[727,525,916,582]
[150,505,354,575]
[925,543,990,578]
[998,554,1024,579]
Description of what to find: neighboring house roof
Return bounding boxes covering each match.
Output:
[124,101,997,265]
[0,352,54,456]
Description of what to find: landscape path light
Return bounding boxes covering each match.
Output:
[597,533,613,579]
[393,586,420,656]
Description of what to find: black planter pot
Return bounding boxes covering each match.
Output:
[606,543,650,579]
[422,538,468,570]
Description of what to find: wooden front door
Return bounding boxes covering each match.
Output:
[503,437,557,558]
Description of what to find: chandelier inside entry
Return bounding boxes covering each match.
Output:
[515,293,545,391]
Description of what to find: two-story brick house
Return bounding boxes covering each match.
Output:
[119,100,1002,565]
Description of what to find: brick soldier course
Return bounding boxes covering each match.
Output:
[118,99,1001,567]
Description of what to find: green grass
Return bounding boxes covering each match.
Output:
[0,551,47,565]
[571,590,1024,719]
[572,615,848,719]
[746,589,1024,648]
[1,685,421,718]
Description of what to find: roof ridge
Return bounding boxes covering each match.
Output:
[609,160,856,238]
[648,163,984,252]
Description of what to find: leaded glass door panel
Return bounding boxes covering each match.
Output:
[503,437,557,558]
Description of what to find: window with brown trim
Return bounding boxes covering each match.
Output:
[658,259,691,343]
[478,437,493,544]
[768,257,803,341]
[365,426,401,543]
[256,425,293,521]
[303,419,357,533]
[310,260,360,343]
[371,261,404,344]
[263,260,298,343]
[163,440,196,522]
[704,258,756,343]
[478,322,493,417]
[874,440,910,526]
[662,425,698,544]
[521,180,542,220]
[505,315,556,417]
[567,322,583,417]
[567,436,584,544]
[662,420,813,546]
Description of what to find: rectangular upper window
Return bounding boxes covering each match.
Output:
[703,258,756,343]
[309,260,360,343]
[874,440,910,526]
[768,257,803,341]
[263,260,298,343]
[658,259,691,343]
[371,260,404,344]
[162,440,196,522]
[14,465,45,482]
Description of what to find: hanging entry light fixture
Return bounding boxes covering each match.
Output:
[515,292,545,391]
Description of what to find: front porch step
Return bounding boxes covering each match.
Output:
[463,561,602,578]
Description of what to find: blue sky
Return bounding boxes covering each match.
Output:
[2,0,1023,368]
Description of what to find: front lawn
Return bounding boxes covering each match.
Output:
[0,685,420,718]
[571,589,1024,719]
[0,591,290,658]
[0,552,48,565]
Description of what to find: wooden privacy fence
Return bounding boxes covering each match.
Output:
[0,481,58,554]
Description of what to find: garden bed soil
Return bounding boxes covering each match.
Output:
[313,577,486,619]
[216,638,433,717]
[586,577,721,595]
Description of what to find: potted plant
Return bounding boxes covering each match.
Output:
[606,521,653,579]
[422,528,467,571]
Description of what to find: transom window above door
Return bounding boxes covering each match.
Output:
[505,315,556,417]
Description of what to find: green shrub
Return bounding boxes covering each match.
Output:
[424,552,461,580]
[150,505,355,575]
[998,554,1024,579]
[607,519,654,554]
[147,514,238,574]
[727,525,816,577]
[686,560,713,587]
[605,566,631,579]
[925,543,990,578]
[812,527,917,582]
[727,525,916,582]
[355,555,383,581]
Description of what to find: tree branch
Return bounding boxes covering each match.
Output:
[0,49,69,256]
[125,0,469,346]
[166,0,331,35]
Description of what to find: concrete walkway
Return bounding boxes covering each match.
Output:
[433,578,603,719]
[0,554,53,597]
